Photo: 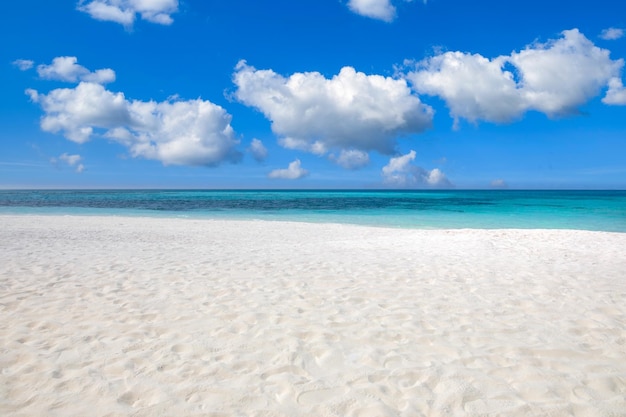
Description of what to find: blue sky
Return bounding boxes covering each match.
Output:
[1,0,625,189]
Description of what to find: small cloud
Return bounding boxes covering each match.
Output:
[37,56,115,84]
[490,179,508,188]
[602,77,626,105]
[382,150,452,187]
[25,88,39,102]
[331,149,370,169]
[13,59,34,71]
[347,0,396,22]
[268,159,309,180]
[600,27,624,40]
[77,0,179,27]
[248,138,268,162]
[59,153,82,166]
[426,168,449,187]
[52,153,85,173]
[346,0,421,22]
[278,137,328,156]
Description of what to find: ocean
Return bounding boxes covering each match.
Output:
[1,189,625,232]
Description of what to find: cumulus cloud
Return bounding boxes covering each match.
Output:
[346,0,419,22]
[381,150,451,187]
[51,153,85,173]
[331,149,370,169]
[600,27,624,40]
[602,77,626,105]
[13,59,34,71]
[407,29,624,124]
[248,138,268,162]
[233,61,433,156]
[77,0,179,27]
[509,29,621,116]
[27,82,241,167]
[268,159,308,180]
[37,56,116,84]
[408,52,523,126]
[347,0,396,22]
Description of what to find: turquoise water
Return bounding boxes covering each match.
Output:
[1,190,625,232]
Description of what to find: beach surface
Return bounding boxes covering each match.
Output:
[1,215,625,417]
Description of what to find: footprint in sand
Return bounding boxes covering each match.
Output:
[260,365,310,383]
[170,344,191,354]
[297,386,347,405]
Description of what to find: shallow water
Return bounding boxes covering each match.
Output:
[1,189,625,232]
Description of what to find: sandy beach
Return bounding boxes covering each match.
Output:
[1,215,625,417]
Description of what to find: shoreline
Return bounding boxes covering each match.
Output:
[1,215,625,416]
[2,211,626,233]
[3,189,626,233]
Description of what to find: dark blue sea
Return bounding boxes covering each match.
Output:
[1,190,625,232]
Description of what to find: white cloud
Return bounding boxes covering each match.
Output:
[602,77,626,105]
[277,137,327,156]
[346,0,419,22]
[382,150,415,179]
[332,149,370,169]
[78,1,134,25]
[77,0,179,27]
[408,52,523,125]
[248,138,268,162]
[407,29,624,124]
[600,27,624,41]
[233,61,433,156]
[510,29,621,116]
[13,59,34,71]
[381,150,451,187]
[268,159,308,180]
[425,168,448,186]
[59,153,82,166]
[347,0,396,22]
[27,82,241,167]
[37,56,116,84]
[52,153,85,173]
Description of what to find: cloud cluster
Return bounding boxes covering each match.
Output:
[407,29,625,125]
[268,159,308,180]
[27,82,240,167]
[37,56,115,84]
[77,0,179,26]
[233,61,433,156]
[21,23,626,183]
[381,150,451,187]
[51,153,85,173]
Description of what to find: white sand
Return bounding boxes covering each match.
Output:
[1,215,625,417]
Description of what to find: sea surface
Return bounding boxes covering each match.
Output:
[1,190,625,232]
